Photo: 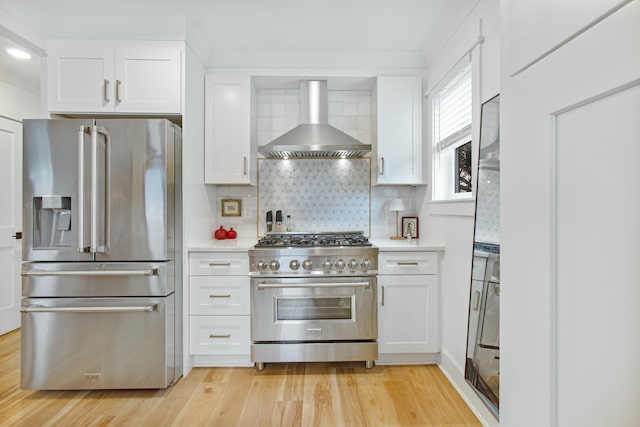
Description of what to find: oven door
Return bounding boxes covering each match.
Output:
[251,276,377,342]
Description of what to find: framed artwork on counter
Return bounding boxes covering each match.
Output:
[402,216,419,239]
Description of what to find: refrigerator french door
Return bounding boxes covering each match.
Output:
[21,119,182,390]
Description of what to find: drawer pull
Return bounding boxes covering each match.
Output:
[209,294,231,298]
[209,334,231,339]
[208,262,232,267]
[396,262,419,266]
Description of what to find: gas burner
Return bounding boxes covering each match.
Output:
[255,232,371,248]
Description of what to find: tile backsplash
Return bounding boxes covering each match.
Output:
[258,159,370,236]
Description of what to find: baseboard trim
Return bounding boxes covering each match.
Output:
[438,349,499,427]
[376,352,441,365]
[193,354,254,367]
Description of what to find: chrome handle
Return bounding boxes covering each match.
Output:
[90,125,110,253]
[209,334,231,339]
[257,281,370,290]
[77,126,91,253]
[22,269,159,277]
[103,79,110,102]
[379,157,385,175]
[473,290,481,311]
[116,79,121,102]
[209,294,231,298]
[381,285,385,306]
[243,156,248,176]
[209,262,232,267]
[396,262,419,266]
[21,304,157,313]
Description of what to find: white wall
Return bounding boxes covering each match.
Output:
[0,79,42,121]
[419,0,500,425]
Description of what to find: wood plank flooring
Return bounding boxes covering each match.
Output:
[0,330,481,426]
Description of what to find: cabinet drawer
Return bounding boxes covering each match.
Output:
[189,252,249,276]
[190,276,250,315]
[190,315,250,355]
[379,252,438,275]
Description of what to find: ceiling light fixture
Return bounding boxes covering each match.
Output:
[7,48,31,59]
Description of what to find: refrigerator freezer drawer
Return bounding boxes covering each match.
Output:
[20,295,176,390]
[22,262,173,297]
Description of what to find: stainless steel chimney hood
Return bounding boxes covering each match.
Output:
[258,80,372,158]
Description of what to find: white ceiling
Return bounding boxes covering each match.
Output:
[0,0,480,91]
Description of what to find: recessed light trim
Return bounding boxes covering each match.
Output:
[7,48,31,59]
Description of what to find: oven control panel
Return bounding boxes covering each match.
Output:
[249,250,378,277]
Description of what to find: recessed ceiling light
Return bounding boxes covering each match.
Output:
[7,48,31,59]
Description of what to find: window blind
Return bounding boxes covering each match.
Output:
[433,63,472,152]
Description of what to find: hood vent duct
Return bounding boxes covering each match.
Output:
[258,80,372,159]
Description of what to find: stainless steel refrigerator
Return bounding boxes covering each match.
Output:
[20,119,182,390]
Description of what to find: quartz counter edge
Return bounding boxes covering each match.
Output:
[370,238,445,252]
[188,239,258,252]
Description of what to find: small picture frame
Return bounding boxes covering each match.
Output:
[402,216,419,239]
[221,199,242,217]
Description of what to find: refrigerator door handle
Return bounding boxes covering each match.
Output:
[22,268,160,277]
[21,304,158,313]
[77,126,91,253]
[90,125,111,253]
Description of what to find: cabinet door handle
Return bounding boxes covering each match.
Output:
[473,290,481,311]
[379,157,385,175]
[381,285,385,306]
[208,262,232,267]
[209,334,231,339]
[103,79,110,102]
[116,79,122,102]
[396,262,419,266]
[243,157,248,176]
[209,294,231,298]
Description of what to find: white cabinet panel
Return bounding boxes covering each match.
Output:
[47,40,182,114]
[374,76,423,185]
[189,276,250,316]
[190,316,251,355]
[189,252,249,276]
[378,275,439,354]
[204,75,254,185]
[379,252,438,275]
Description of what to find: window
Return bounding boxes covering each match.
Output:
[431,61,473,200]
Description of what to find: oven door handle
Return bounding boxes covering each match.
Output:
[257,281,371,289]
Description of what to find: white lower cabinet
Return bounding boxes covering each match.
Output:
[377,251,441,364]
[188,252,252,366]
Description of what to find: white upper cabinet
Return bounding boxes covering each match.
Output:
[374,76,424,185]
[204,75,256,185]
[47,40,183,114]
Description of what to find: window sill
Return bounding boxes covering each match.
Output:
[427,198,475,217]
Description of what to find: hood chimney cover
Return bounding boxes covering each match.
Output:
[258,80,371,158]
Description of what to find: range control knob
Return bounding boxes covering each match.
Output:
[335,259,346,271]
[348,259,359,270]
[302,259,313,270]
[257,260,267,271]
[269,260,280,271]
[361,258,372,271]
[322,259,333,271]
[289,259,300,270]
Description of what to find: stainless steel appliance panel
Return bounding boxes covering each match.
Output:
[21,261,172,297]
[251,276,377,342]
[23,119,179,262]
[20,295,175,390]
[23,119,95,262]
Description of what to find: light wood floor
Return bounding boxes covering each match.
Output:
[0,329,481,427]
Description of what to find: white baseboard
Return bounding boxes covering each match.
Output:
[438,349,499,427]
[376,352,441,365]
[192,354,254,367]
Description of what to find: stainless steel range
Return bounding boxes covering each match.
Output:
[249,232,378,370]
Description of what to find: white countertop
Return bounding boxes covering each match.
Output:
[188,238,258,252]
[369,238,445,252]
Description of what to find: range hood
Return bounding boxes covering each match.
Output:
[258,80,372,158]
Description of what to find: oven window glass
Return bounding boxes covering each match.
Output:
[276,297,352,320]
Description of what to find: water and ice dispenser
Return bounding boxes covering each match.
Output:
[32,195,72,248]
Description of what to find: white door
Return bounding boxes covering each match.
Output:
[0,117,22,335]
